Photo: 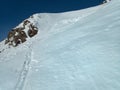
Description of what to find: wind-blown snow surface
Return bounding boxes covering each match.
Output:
[0,0,120,90]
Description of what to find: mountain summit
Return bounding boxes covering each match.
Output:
[0,0,120,90]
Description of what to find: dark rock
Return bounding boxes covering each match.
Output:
[13,36,21,46]
[19,31,27,38]
[28,29,38,37]
[7,30,15,40]
[15,27,24,32]
[6,29,28,47]
[30,24,38,30]
[23,20,30,27]
[28,24,38,37]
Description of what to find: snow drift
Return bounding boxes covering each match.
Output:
[0,0,120,90]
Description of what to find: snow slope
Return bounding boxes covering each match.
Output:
[0,0,120,90]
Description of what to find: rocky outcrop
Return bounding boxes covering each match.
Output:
[6,29,27,46]
[5,20,38,47]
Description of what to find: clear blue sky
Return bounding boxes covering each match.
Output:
[0,0,104,41]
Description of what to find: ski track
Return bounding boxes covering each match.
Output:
[15,45,32,90]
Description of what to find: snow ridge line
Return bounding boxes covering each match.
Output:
[15,45,32,90]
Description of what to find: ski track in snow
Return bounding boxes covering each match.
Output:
[15,45,33,90]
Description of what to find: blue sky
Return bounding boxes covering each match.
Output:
[0,0,104,41]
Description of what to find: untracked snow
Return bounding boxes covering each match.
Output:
[0,0,120,90]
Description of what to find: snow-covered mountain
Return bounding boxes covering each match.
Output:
[0,0,120,90]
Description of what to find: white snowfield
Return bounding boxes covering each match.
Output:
[0,0,120,90]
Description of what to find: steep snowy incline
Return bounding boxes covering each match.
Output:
[0,0,120,90]
[24,1,120,90]
[0,2,103,89]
